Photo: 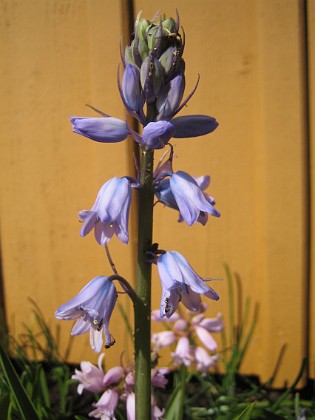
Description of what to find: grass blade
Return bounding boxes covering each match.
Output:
[0,342,40,420]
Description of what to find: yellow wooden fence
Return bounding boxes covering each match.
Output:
[0,0,314,387]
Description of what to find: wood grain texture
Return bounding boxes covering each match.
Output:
[308,0,315,380]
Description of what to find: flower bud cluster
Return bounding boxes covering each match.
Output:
[70,11,218,150]
[122,13,185,121]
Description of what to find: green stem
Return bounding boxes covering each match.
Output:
[135,147,154,419]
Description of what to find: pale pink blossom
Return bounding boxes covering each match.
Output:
[126,393,135,420]
[126,392,164,420]
[152,305,223,370]
[152,330,176,350]
[199,312,223,332]
[171,336,192,366]
[151,367,170,389]
[72,353,105,395]
[173,318,188,331]
[89,389,119,419]
[194,325,218,352]
[103,367,124,387]
[192,312,223,351]
[194,346,217,373]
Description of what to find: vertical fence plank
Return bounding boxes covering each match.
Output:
[309,0,315,380]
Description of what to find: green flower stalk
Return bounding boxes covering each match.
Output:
[134,147,155,419]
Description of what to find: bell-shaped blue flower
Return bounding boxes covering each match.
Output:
[79,177,132,246]
[142,121,175,149]
[129,120,175,150]
[157,251,219,318]
[171,115,218,138]
[55,276,117,352]
[156,171,220,226]
[70,116,128,143]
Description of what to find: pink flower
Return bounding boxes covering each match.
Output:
[194,325,218,352]
[192,312,223,352]
[171,336,192,366]
[151,367,170,389]
[126,392,164,420]
[102,366,124,387]
[72,353,105,395]
[152,305,223,370]
[126,393,135,420]
[198,312,224,332]
[89,389,119,419]
[194,346,217,373]
[173,318,188,331]
[152,331,177,350]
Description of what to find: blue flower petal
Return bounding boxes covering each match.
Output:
[70,117,128,143]
[142,121,175,149]
[171,115,218,138]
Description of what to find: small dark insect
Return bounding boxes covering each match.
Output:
[92,318,103,331]
[164,28,182,43]
[164,297,171,313]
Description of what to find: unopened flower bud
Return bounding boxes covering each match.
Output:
[136,18,150,41]
[156,73,185,120]
[124,46,135,67]
[171,115,218,138]
[162,17,177,33]
[159,46,182,78]
[70,116,128,143]
[122,64,143,114]
[146,24,163,51]
[140,55,163,103]
[137,38,149,62]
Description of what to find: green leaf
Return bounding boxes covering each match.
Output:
[0,343,40,420]
[234,402,255,420]
[164,383,185,420]
[0,393,10,419]
[38,365,51,408]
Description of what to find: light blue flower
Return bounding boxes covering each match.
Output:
[79,177,132,246]
[157,251,219,318]
[128,120,175,150]
[156,171,220,226]
[55,276,117,352]
[70,116,128,143]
